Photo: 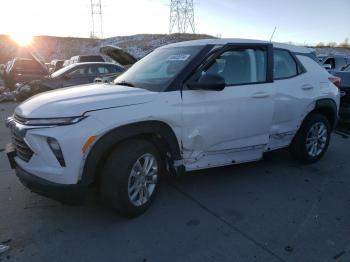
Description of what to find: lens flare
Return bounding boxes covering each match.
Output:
[10,33,33,46]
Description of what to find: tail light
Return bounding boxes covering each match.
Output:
[329,76,341,89]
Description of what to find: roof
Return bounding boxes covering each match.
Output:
[73,62,121,66]
[162,38,314,54]
[317,54,350,59]
[71,55,104,58]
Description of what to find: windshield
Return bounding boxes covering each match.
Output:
[113,46,202,91]
[51,64,76,78]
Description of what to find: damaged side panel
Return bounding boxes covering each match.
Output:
[181,82,276,170]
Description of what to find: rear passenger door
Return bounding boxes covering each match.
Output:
[270,49,319,148]
[182,44,276,170]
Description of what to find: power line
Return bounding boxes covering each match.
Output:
[169,0,195,34]
[90,0,103,38]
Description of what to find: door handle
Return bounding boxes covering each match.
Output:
[252,92,269,98]
[301,84,314,90]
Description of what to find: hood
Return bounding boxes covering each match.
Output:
[15,84,157,118]
[100,45,137,66]
[26,46,50,74]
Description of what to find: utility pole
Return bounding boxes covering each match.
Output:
[169,0,195,34]
[90,0,103,38]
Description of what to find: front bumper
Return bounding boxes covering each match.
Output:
[15,165,87,204]
[7,144,86,204]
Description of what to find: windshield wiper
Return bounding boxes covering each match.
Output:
[115,81,135,87]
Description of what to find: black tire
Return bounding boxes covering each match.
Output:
[100,139,161,218]
[290,113,331,164]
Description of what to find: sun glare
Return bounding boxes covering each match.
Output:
[10,33,33,46]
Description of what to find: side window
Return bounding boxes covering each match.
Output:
[273,50,298,79]
[204,48,267,85]
[66,66,86,77]
[324,58,335,69]
[96,66,110,74]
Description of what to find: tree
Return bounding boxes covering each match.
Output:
[339,38,350,48]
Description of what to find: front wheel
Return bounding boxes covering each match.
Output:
[290,113,331,164]
[101,139,161,218]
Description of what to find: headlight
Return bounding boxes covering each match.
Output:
[24,116,86,126]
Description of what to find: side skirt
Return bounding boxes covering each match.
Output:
[183,144,265,172]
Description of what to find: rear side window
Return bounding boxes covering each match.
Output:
[273,50,299,79]
[204,48,267,85]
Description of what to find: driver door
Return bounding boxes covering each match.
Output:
[181,44,276,170]
[62,65,91,87]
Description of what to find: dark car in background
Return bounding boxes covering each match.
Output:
[15,62,124,101]
[318,54,350,71]
[330,64,350,122]
[49,59,65,73]
[3,58,48,90]
[69,55,105,64]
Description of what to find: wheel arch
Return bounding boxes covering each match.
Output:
[79,120,182,186]
[311,98,338,130]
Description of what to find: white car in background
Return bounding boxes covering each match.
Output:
[6,39,340,217]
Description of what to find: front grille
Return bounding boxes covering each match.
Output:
[11,130,33,162]
[14,114,27,125]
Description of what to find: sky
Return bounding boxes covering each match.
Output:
[0,0,349,45]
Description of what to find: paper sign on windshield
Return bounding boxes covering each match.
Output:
[167,54,191,61]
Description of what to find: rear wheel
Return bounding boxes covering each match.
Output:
[100,139,161,217]
[290,113,331,163]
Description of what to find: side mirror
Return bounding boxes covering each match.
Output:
[188,73,226,91]
[323,64,332,70]
[63,74,71,80]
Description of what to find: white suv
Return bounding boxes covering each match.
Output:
[6,39,340,217]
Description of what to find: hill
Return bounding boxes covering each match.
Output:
[0,34,214,64]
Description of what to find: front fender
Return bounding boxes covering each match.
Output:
[80,120,182,186]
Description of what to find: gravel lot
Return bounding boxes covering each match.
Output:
[0,101,350,262]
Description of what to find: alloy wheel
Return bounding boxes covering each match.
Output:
[305,122,328,157]
[127,153,158,207]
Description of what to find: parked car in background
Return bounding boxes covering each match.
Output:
[100,45,137,65]
[62,59,71,68]
[69,55,105,64]
[6,39,340,217]
[0,64,6,79]
[14,47,137,101]
[318,54,350,71]
[15,62,125,101]
[93,45,138,83]
[49,59,65,73]
[330,64,350,122]
[3,58,48,90]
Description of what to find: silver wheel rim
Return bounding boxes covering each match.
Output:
[306,122,328,157]
[127,153,158,207]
